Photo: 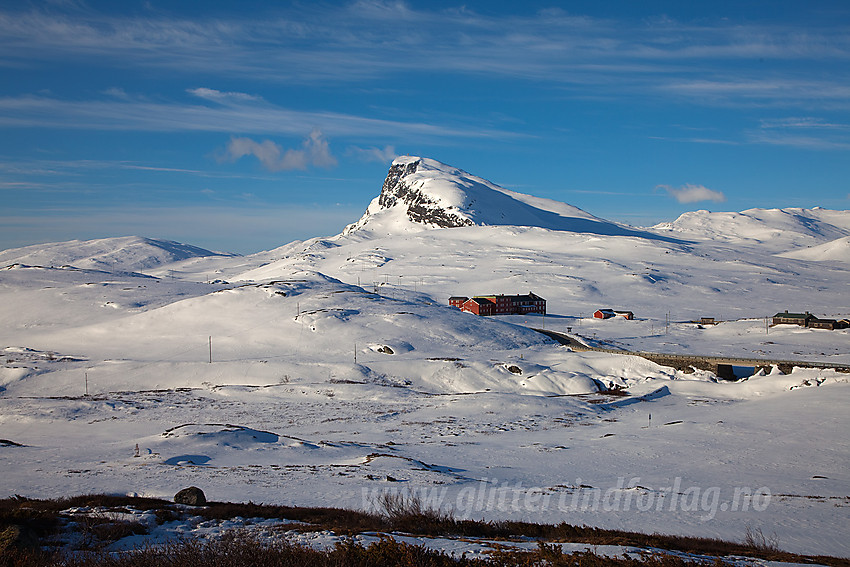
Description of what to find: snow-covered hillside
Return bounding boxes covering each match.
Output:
[777,235,850,263]
[651,207,850,254]
[1,157,849,557]
[228,158,850,338]
[0,236,231,273]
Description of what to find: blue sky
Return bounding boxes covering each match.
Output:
[1,1,849,253]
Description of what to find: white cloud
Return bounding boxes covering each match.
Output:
[751,133,850,150]
[663,79,850,108]
[0,94,508,140]
[347,144,397,163]
[187,88,261,104]
[658,183,726,204]
[749,117,850,150]
[102,87,129,99]
[223,129,337,171]
[4,5,849,109]
[759,117,849,130]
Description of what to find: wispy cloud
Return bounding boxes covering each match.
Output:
[0,157,288,185]
[663,79,850,108]
[346,144,397,163]
[187,87,262,104]
[0,93,514,140]
[760,117,850,130]
[222,130,337,171]
[647,135,741,145]
[102,87,130,99]
[658,183,726,204]
[748,116,850,149]
[1,5,848,108]
[751,133,850,150]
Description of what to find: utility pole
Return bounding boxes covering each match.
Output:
[85,372,89,396]
[354,343,357,365]
[208,336,212,364]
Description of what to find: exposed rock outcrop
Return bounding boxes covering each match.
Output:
[374,159,474,229]
[174,486,206,506]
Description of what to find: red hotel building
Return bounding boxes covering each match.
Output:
[449,293,546,316]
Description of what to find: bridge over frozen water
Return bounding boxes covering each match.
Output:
[534,328,850,380]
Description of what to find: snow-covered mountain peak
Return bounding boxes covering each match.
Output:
[342,157,675,242]
[342,157,476,234]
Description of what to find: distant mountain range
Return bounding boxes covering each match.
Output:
[652,207,850,254]
[0,236,233,273]
[3,157,848,270]
[0,157,848,323]
[335,156,849,260]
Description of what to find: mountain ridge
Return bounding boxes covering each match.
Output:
[651,207,850,254]
[0,236,233,273]
[2,159,850,271]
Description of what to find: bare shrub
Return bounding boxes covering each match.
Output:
[376,491,453,533]
[743,526,780,553]
[152,508,179,525]
[71,511,148,549]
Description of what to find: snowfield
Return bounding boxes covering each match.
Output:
[1,157,848,557]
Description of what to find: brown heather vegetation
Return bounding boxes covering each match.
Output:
[0,494,847,567]
[0,534,722,567]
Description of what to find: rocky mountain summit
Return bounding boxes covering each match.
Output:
[343,156,677,242]
[374,158,475,229]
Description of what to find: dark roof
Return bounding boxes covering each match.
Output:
[772,311,814,319]
[469,297,494,306]
[449,296,469,301]
[472,293,545,302]
[516,293,545,301]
